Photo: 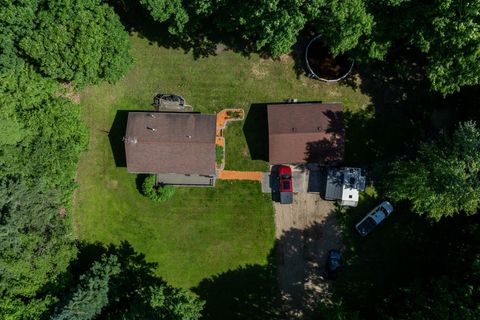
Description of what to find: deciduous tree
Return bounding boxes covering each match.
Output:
[0,65,87,194]
[20,0,132,87]
[387,121,480,220]
[53,255,121,320]
[414,0,480,94]
[312,0,373,56]
[0,180,77,298]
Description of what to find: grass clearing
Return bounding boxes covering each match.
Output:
[73,33,370,289]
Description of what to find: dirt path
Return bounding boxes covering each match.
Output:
[275,193,342,319]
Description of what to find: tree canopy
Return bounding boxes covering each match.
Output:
[414,0,480,94]
[20,0,132,87]
[0,0,132,87]
[53,255,121,320]
[0,65,88,197]
[387,121,480,220]
[383,257,480,320]
[138,0,480,93]
[313,0,373,57]
[361,0,480,94]
[139,0,373,58]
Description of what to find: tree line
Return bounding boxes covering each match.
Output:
[0,0,202,319]
[139,0,480,95]
[2,0,480,318]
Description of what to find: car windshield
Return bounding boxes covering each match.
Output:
[358,217,377,235]
[379,207,389,216]
[283,181,291,190]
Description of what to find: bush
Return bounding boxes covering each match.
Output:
[141,175,176,202]
[226,111,241,118]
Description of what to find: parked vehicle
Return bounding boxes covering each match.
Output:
[325,249,342,279]
[355,201,394,236]
[278,166,293,204]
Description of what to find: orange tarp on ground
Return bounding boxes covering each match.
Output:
[218,170,263,181]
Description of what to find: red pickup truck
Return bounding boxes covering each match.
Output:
[278,166,293,204]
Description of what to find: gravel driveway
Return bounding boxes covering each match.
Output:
[274,190,342,319]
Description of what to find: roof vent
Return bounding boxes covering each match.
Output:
[317,126,322,131]
[147,127,157,132]
[124,136,137,144]
[149,114,156,118]
[186,135,192,139]
[292,127,296,132]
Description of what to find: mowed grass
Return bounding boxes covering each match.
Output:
[74,33,370,288]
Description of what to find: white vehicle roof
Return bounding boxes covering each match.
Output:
[369,201,393,223]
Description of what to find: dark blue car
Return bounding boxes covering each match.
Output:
[325,249,342,279]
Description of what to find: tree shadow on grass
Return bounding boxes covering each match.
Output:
[192,214,345,320]
[71,241,159,286]
[106,0,252,59]
[192,255,282,320]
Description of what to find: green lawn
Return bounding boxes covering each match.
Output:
[73,33,370,289]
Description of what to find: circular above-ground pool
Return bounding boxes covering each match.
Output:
[305,35,354,82]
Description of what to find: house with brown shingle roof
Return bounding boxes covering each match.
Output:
[267,103,344,165]
[124,112,217,186]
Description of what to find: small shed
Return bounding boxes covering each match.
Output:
[324,167,366,207]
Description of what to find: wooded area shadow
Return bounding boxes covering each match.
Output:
[72,241,158,284]
[243,103,269,161]
[339,48,457,168]
[331,196,480,318]
[192,255,282,320]
[109,110,130,167]
[67,241,179,318]
[106,0,253,59]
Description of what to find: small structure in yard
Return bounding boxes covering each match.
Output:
[124,112,217,186]
[153,94,193,112]
[267,103,345,165]
[324,167,366,207]
[305,35,354,82]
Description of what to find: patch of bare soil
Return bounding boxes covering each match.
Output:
[275,193,342,319]
[55,82,81,104]
[251,60,269,79]
[215,44,227,54]
[59,207,67,218]
[279,54,292,64]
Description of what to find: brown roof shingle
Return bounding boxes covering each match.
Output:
[124,112,216,175]
[267,103,344,164]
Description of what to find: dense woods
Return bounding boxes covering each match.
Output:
[387,121,480,220]
[2,0,480,319]
[0,0,201,319]
[139,0,480,94]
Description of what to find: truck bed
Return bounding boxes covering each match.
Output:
[280,192,293,204]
